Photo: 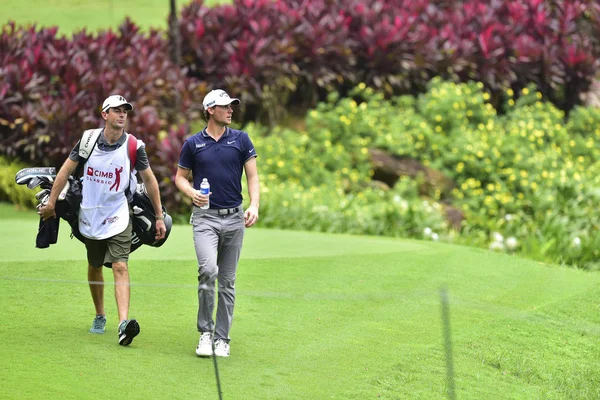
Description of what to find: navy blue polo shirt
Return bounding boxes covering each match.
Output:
[178,127,257,209]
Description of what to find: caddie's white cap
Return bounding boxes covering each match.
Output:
[101,95,133,113]
[202,89,240,110]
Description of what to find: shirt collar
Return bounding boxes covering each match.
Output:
[98,129,127,146]
[201,127,229,138]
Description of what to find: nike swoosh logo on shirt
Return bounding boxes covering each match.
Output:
[227,141,235,144]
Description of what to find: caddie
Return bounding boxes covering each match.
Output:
[38,95,166,346]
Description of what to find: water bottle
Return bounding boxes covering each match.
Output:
[199,178,210,210]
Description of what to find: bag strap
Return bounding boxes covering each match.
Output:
[74,128,102,177]
[127,133,138,171]
[79,128,103,159]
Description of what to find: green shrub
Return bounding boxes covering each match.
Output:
[0,157,37,209]
[250,78,600,270]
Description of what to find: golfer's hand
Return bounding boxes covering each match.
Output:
[155,219,166,240]
[244,205,259,228]
[37,203,56,221]
[191,190,211,208]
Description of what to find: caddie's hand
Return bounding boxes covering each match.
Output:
[37,204,57,221]
[155,219,166,240]
[244,205,259,228]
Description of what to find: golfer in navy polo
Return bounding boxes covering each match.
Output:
[175,89,260,358]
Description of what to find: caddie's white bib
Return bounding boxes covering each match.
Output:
[79,134,131,240]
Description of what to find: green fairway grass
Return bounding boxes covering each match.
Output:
[1,203,599,399]
[2,0,229,36]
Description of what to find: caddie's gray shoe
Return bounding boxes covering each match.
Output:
[89,315,106,334]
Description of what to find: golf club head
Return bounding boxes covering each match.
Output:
[26,177,43,190]
[35,188,51,201]
[39,176,55,190]
[136,183,148,196]
[36,193,50,210]
[15,167,57,187]
[29,176,56,190]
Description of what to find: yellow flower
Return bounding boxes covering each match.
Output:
[483,93,490,100]
[522,87,530,95]
[507,88,514,97]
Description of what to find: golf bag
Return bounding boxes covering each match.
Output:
[15,166,172,256]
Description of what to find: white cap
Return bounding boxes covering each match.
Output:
[102,95,133,113]
[202,89,240,110]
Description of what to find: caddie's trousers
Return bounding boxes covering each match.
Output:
[192,207,245,342]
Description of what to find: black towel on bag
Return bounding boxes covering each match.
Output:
[36,217,59,248]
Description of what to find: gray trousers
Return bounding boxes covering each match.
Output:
[192,207,245,342]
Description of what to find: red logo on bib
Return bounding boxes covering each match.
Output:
[109,167,123,191]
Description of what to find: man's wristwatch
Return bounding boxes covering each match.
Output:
[156,214,165,221]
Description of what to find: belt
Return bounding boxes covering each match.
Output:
[202,206,242,215]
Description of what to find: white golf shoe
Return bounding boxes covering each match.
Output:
[214,339,230,357]
[196,332,213,357]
